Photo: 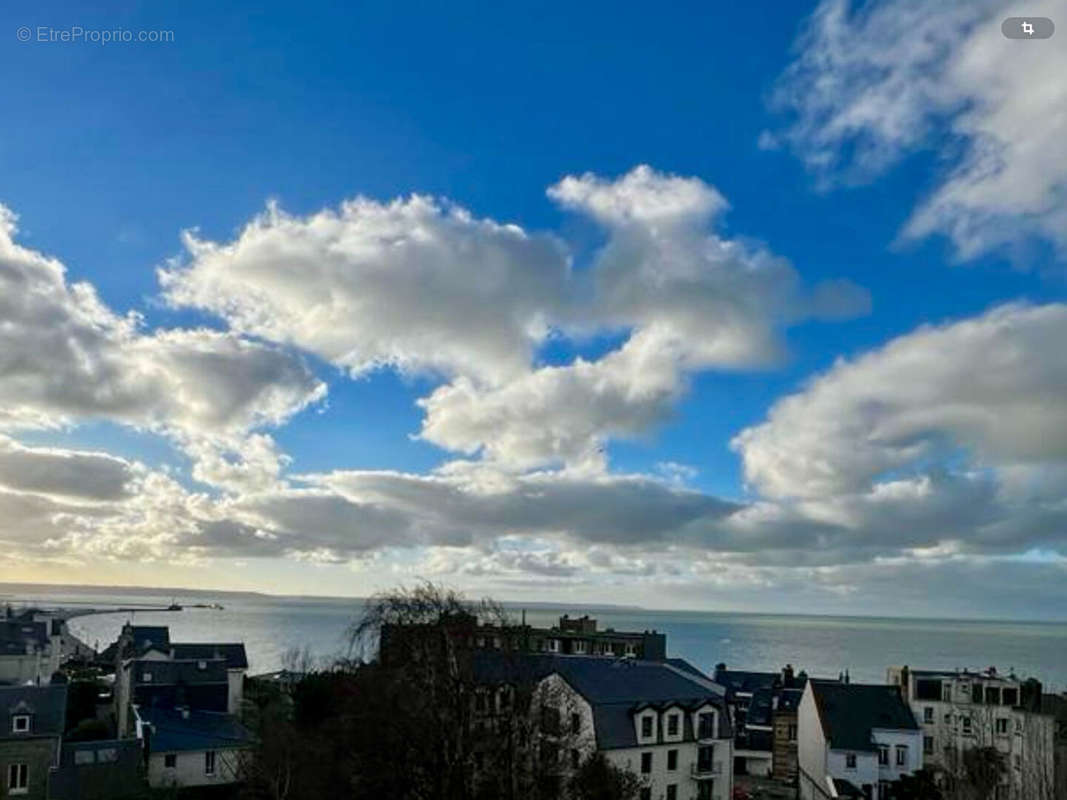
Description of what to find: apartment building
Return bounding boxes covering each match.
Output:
[888,665,1055,800]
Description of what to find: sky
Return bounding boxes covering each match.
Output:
[1,0,1066,619]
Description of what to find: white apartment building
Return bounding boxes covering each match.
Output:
[887,666,1055,800]
[534,657,734,800]
[798,680,922,800]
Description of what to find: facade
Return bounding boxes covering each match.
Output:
[0,684,66,800]
[533,656,734,800]
[888,666,1056,800]
[381,613,667,665]
[0,613,62,687]
[797,680,921,800]
[772,687,804,782]
[134,706,252,789]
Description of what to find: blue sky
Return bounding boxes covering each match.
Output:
[2,0,1066,617]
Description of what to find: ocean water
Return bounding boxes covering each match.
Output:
[6,587,1066,691]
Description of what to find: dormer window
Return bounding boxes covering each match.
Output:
[12,715,30,733]
[641,715,653,738]
[142,672,152,682]
[666,713,679,736]
[197,660,207,670]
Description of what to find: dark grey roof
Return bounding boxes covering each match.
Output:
[747,686,774,727]
[665,658,712,681]
[139,707,253,752]
[130,658,227,686]
[714,667,779,696]
[472,652,729,750]
[0,684,67,739]
[169,643,248,670]
[810,681,919,752]
[129,626,170,649]
[832,778,865,797]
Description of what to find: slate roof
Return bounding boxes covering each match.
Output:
[168,643,248,670]
[832,778,865,798]
[747,686,775,727]
[665,658,712,681]
[810,681,919,752]
[714,667,779,696]
[138,707,253,752]
[0,683,67,739]
[129,626,170,650]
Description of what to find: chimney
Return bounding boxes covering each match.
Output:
[901,666,910,699]
[782,664,795,688]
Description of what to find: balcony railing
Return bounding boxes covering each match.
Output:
[690,761,721,779]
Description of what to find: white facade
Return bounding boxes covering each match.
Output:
[536,674,734,800]
[798,683,922,800]
[887,667,1056,800]
[147,748,242,788]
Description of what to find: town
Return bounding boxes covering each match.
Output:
[1,589,1064,800]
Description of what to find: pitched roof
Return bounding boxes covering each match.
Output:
[129,626,170,649]
[169,643,248,670]
[51,738,144,800]
[778,687,804,713]
[0,683,67,739]
[810,681,919,752]
[138,707,253,752]
[714,667,780,696]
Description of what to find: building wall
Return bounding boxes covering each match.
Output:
[0,654,45,686]
[606,741,730,800]
[147,747,242,788]
[0,737,58,800]
[772,710,798,781]
[227,669,243,715]
[797,685,828,800]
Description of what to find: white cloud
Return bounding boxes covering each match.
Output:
[161,197,571,385]
[769,0,1067,261]
[0,204,325,490]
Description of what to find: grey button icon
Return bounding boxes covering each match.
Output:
[1002,17,1055,38]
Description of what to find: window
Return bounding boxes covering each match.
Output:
[641,716,653,739]
[878,744,889,766]
[640,752,652,774]
[962,716,972,735]
[996,718,1009,736]
[74,750,96,765]
[12,714,30,733]
[197,659,207,670]
[942,683,953,702]
[97,748,117,763]
[667,713,679,736]
[697,711,715,739]
[667,749,678,770]
[879,780,891,800]
[7,763,28,794]
[666,784,677,800]
[204,750,216,776]
[574,640,586,654]
[845,753,857,769]
[924,736,934,756]
[896,745,908,767]
[788,723,797,741]
[639,789,651,800]
[571,713,581,734]
[923,706,934,723]
[164,753,177,769]
[570,749,580,769]
[142,671,152,682]
[1002,688,1018,706]
[944,713,951,725]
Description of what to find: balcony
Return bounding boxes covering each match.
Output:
[690,761,722,779]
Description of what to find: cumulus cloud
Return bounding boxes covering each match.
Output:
[729,303,1067,560]
[768,0,1067,260]
[0,205,325,490]
[417,167,868,467]
[161,197,570,385]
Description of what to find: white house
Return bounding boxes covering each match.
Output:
[533,657,734,800]
[887,666,1055,800]
[134,706,252,789]
[798,680,922,800]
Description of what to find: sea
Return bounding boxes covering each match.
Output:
[4,585,1065,691]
